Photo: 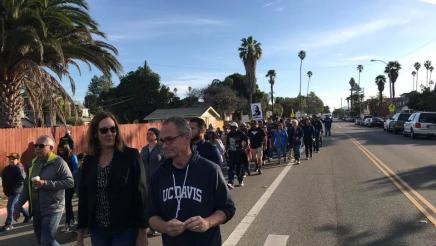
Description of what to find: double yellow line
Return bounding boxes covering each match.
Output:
[350,137,436,226]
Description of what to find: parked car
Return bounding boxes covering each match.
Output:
[360,115,373,126]
[355,118,362,125]
[369,117,384,127]
[403,112,436,139]
[388,112,412,134]
[363,118,372,127]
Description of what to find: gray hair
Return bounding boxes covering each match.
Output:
[36,135,55,147]
[162,117,192,137]
[291,119,299,125]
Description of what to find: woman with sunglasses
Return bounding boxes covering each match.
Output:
[76,112,147,246]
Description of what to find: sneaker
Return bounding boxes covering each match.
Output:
[22,216,31,224]
[1,224,13,232]
[62,224,71,233]
[297,160,301,164]
[239,181,245,187]
[227,183,234,190]
[258,168,262,175]
[147,229,161,237]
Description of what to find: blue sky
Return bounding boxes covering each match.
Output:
[65,0,436,111]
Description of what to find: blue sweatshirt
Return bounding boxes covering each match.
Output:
[192,139,222,166]
[148,152,236,246]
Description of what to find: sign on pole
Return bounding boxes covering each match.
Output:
[296,111,301,119]
[388,103,396,113]
[251,103,263,121]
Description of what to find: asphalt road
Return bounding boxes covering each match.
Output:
[0,121,435,246]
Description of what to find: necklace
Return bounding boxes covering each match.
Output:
[172,164,190,219]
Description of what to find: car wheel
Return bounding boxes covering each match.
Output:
[402,130,408,137]
[410,129,416,139]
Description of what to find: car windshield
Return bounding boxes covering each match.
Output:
[419,114,436,123]
[398,114,411,121]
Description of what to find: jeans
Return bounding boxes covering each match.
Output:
[293,144,301,161]
[65,188,75,224]
[275,144,287,159]
[228,150,245,184]
[33,212,62,246]
[5,193,29,225]
[91,227,137,246]
[325,127,331,136]
[303,138,313,158]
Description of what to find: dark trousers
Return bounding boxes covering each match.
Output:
[228,150,245,184]
[304,139,313,158]
[91,227,137,246]
[314,135,320,151]
[325,127,331,136]
[65,188,75,224]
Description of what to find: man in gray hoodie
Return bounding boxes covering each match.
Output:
[14,135,74,246]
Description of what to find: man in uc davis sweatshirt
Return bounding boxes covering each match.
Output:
[148,117,236,246]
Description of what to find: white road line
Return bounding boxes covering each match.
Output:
[223,164,293,246]
[262,234,289,246]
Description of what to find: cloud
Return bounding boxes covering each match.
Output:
[420,0,436,5]
[263,0,282,7]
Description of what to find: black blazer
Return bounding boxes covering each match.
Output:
[77,147,148,229]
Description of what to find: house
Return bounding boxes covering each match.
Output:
[144,106,224,129]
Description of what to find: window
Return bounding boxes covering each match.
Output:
[419,113,436,123]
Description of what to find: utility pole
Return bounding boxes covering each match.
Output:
[341,97,343,118]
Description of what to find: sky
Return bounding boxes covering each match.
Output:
[64,0,436,112]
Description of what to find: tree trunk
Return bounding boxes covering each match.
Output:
[392,82,395,99]
[270,83,274,117]
[299,60,302,110]
[0,80,24,128]
[416,72,419,91]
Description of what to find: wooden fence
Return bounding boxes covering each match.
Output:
[0,123,161,172]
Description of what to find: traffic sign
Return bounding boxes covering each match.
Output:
[388,103,396,113]
[296,111,301,118]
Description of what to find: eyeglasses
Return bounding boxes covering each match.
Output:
[98,126,117,134]
[159,135,182,145]
[34,144,50,149]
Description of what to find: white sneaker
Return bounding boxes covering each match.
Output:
[227,183,234,190]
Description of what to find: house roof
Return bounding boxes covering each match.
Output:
[144,106,221,121]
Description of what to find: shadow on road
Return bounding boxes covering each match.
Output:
[363,165,436,196]
[315,213,434,246]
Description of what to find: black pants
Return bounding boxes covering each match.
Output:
[304,138,313,158]
[65,188,75,224]
[325,127,331,136]
[228,150,245,184]
[314,135,320,151]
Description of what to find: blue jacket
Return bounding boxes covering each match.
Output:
[192,139,222,166]
[274,129,288,147]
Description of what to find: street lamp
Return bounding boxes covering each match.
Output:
[370,59,388,65]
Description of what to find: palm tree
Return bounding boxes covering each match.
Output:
[298,50,306,110]
[0,0,122,128]
[414,62,421,91]
[375,75,386,107]
[412,71,417,91]
[306,71,313,112]
[384,61,402,99]
[266,70,276,116]
[430,66,434,83]
[349,77,356,115]
[424,60,432,87]
[173,87,178,96]
[357,65,364,85]
[239,36,262,113]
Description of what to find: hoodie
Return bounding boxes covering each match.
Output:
[148,152,235,246]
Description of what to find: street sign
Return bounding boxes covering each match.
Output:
[251,103,263,121]
[296,111,301,118]
[388,103,396,113]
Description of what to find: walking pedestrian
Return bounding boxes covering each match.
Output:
[148,117,235,246]
[140,127,165,238]
[76,112,147,246]
[190,117,222,166]
[248,120,266,175]
[288,120,303,165]
[14,135,74,245]
[207,131,226,165]
[1,153,30,231]
[59,129,74,150]
[274,123,288,163]
[312,117,323,153]
[226,122,249,189]
[302,119,315,160]
[323,116,333,137]
[57,144,79,232]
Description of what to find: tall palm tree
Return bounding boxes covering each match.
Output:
[384,61,402,99]
[298,50,306,110]
[412,71,417,91]
[375,75,386,107]
[306,71,313,112]
[0,0,122,128]
[266,70,276,116]
[430,66,434,83]
[239,36,262,113]
[424,60,432,87]
[357,65,364,85]
[349,77,356,115]
[414,62,421,91]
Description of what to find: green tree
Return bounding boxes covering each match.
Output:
[323,106,330,114]
[203,85,240,118]
[273,103,284,117]
[0,0,121,128]
[266,70,276,115]
[306,92,324,114]
[239,36,262,113]
[384,61,401,99]
[375,75,386,107]
[298,50,306,109]
[424,60,432,87]
[349,77,356,115]
[84,75,113,115]
[414,62,421,91]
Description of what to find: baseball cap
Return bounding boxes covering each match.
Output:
[7,153,20,159]
[230,122,238,128]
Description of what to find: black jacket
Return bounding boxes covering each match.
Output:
[1,164,25,196]
[302,124,315,140]
[148,152,236,246]
[77,147,148,229]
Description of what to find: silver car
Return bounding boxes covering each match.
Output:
[403,112,436,139]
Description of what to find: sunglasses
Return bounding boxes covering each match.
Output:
[159,135,182,145]
[99,126,117,134]
[34,144,50,149]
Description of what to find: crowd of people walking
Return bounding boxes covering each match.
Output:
[0,112,332,246]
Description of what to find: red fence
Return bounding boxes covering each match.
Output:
[0,123,161,172]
